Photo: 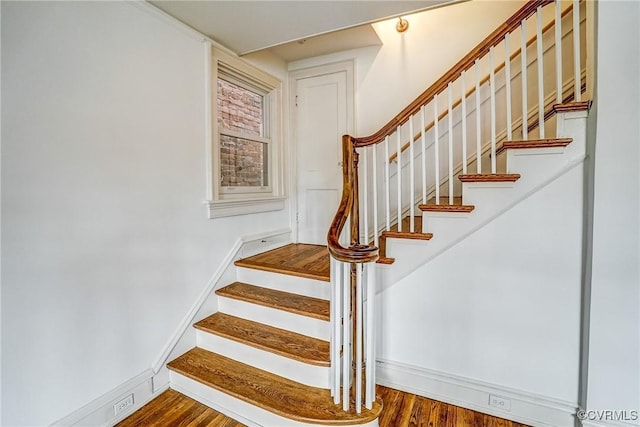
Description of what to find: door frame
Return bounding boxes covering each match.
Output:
[288,60,356,243]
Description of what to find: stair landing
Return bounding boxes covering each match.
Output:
[235,243,330,282]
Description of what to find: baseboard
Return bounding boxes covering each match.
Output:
[53,228,291,426]
[376,358,578,427]
[50,369,168,426]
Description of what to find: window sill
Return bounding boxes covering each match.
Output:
[206,196,287,219]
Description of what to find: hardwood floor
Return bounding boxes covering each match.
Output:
[115,389,243,427]
[118,387,529,426]
[376,386,530,427]
[234,243,330,282]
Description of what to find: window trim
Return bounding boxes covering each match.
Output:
[206,46,286,218]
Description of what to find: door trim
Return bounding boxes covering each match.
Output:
[288,60,356,243]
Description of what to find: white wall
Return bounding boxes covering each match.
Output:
[585,0,640,424]
[0,2,289,426]
[376,159,584,424]
[289,0,526,137]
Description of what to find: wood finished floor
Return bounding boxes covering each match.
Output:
[115,389,243,427]
[117,387,530,426]
[234,243,330,282]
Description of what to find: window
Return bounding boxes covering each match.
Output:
[207,47,286,218]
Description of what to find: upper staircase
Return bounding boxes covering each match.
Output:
[326,0,589,422]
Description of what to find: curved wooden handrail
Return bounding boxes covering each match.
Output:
[327,135,379,264]
[328,0,556,265]
[352,0,554,148]
[388,0,578,163]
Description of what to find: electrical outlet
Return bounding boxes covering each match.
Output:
[114,394,134,416]
[488,394,511,411]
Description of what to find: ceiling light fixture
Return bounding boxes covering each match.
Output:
[396,16,409,33]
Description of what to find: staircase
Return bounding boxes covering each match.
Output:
[166,244,382,426]
[160,1,589,426]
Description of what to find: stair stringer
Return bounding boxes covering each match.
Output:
[377,109,588,291]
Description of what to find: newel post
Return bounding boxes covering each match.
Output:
[329,135,379,414]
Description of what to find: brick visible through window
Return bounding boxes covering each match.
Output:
[217,78,267,187]
[220,135,268,187]
[217,79,263,136]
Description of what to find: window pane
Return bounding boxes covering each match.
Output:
[220,134,268,187]
[217,79,263,137]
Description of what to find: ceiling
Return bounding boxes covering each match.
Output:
[149,1,459,56]
[267,24,382,63]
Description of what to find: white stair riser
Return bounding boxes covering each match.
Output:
[236,267,330,299]
[461,181,518,207]
[217,296,330,341]
[506,148,567,175]
[421,212,471,234]
[170,372,379,427]
[195,330,330,388]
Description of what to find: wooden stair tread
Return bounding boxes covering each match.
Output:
[496,138,572,155]
[375,216,426,265]
[552,100,591,112]
[216,282,329,321]
[194,313,330,366]
[234,243,330,282]
[168,348,383,425]
[419,197,475,213]
[458,173,521,182]
[380,231,433,240]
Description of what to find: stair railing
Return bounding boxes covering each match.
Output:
[327,136,379,413]
[326,0,586,413]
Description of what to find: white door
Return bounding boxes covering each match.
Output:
[294,64,353,245]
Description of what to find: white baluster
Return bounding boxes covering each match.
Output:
[573,0,581,101]
[461,71,468,174]
[537,6,545,139]
[331,258,342,403]
[421,105,427,204]
[396,126,402,231]
[475,60,482,173]
[342,262,350,411]
[355,264,363,413]
[490,46,497,173]
[434,94,440,203]
[364,262,375,409]
[384,137,390,231]
[447,82,454,204]
[372,146,379,247]
[521,20,529,139]
[505,33,513,141]
[555,0,563,104]
[329,257,336,400]
[409,116,415,232]
[363,148,368,243]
